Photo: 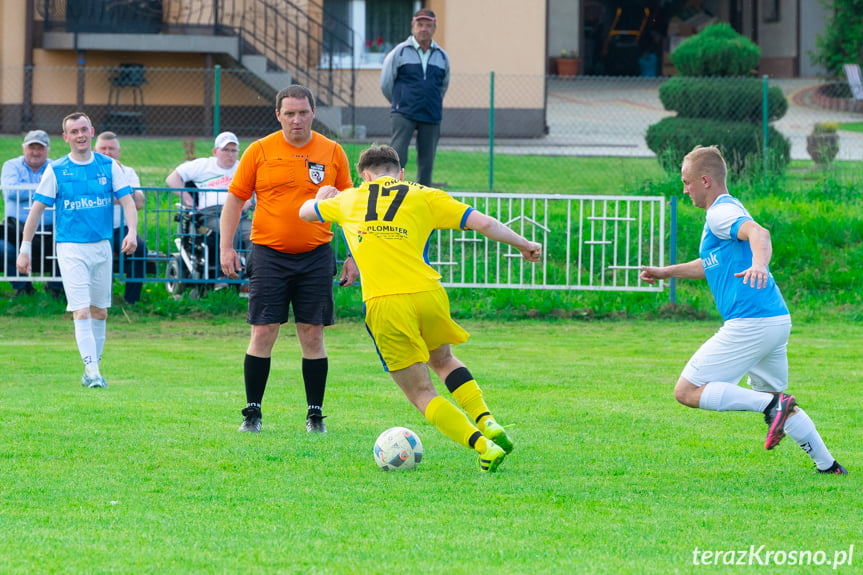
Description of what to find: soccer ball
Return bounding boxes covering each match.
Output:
[374,427,423,471]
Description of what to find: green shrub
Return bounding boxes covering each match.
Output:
[650,22,789,177]
[645,117,791,175]
[659,77,788,122]
[672,23,761,76]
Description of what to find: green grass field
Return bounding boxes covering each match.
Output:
[840,122,863,134]
[5,134,863,193]
[1,317,859,574]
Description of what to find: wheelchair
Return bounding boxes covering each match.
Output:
[165,204,217,299]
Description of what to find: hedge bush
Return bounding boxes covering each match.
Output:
[645,117,791,175]
[671,23,761,77]
[648,22,789,176]
[659,76,788,122]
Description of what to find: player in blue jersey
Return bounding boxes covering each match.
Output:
[16,112,139,389]
[640,146,846,475]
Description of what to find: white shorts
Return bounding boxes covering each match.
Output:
[56,240,113,312]
[681,315,791,392]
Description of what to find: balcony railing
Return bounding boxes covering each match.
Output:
[37,0,355,110]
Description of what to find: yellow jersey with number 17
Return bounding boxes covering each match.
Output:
[314,176,473,301]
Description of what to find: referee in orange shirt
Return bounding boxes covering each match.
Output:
[221,85,358,434]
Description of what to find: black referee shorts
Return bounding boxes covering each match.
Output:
[246,242,337,326]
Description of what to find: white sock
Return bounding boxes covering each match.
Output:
[783,408,835,470]
[74,319,100,377]
[698,381,773,412]
[92,318,107,362]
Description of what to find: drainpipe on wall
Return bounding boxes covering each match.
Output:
[23,0,36,129]
[77,50,86,111]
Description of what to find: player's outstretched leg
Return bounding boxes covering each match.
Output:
[480,420,514,454]
[817,462,848,475]
[779,405,847,475]
[445,367,514,454]
[424,395,507,473]
[763,392,796,450]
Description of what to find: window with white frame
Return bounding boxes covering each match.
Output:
[323,0,420,68]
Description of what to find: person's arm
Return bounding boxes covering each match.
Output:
[15,201,47,274]
[126,167,145,211]
[380,48,398,102]
[1,161,30,204]
[133,190,145,211]
[640,258,705,283]
[1,161,18,195]
[298,199,317,222]
[439,51,450,99]
[328,149,358,284]
[1,165,15,210]
[118,194,138,255]
[299,186,341,222]
[464,210,541,262]
[166,170,195,208]
[734,219,773,289]
[299,191,359,287]
[219,193,245,279]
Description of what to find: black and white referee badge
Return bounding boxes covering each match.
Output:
[308,162,325,185]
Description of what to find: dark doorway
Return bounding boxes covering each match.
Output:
[583,0,670,76]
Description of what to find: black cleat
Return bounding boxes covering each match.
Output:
[764,393,796,450]
[238,406,262,433]
[306,413,327,433]
[817,461,848,475]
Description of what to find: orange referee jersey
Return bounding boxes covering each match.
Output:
[229,130,353,253]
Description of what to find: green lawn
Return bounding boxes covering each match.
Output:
[840,122,863,134]
[1,135,670,193]
[1,317,858,573]
[4,134,863,198]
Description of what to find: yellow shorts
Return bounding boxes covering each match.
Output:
[365,287,469,372]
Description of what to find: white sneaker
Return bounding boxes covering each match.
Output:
[81,372,108,388]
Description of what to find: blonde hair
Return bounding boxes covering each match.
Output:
[683,145,727,185]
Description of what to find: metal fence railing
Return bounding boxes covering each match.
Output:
[1,187,667,294]
[431,193,666,292]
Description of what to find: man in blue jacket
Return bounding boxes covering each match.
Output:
[380,9,449,187]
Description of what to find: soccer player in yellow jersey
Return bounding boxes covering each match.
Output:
[299,145,542,473]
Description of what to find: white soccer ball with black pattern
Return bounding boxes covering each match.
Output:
[374,427,423,471]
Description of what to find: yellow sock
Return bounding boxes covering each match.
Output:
[450,380,494,430]
[425,396,488,453]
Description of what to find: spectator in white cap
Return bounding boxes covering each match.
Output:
[165,131,252,280]
[1,129,64,298]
